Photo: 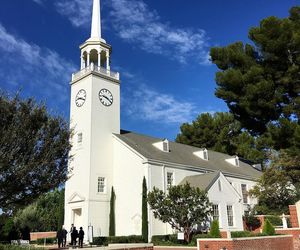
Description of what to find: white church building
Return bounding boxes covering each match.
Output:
[64,0,262,241]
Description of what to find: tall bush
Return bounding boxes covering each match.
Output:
[209,220,221,238]
[142,177,148,242]
[109,187,116,236]
[262,219,275,235]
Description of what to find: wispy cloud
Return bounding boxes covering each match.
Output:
[0,23,76,104]
[109,0,210,64]
[123,83,196,124]
[45,0,210,64]
[32,0,45,4]
[54,0,92,28]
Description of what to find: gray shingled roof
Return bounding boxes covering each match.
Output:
[114,130,262,180]
[180,172,221,191]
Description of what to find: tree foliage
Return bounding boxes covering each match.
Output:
[0,94,72,212]
[109,187,116,236]
[176,112,265,163]
[147,183,212,243]
[13,189,65,232]
[210,7,300,135]
[142,177,148,243]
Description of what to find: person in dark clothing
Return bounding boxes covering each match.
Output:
[62,226,68,248]
[78,227,84,248]
[71,227,78,248]
[56,229,63,248]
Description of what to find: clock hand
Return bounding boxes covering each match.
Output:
[102,95,112,103]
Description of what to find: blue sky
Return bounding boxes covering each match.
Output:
[0,0,297,140]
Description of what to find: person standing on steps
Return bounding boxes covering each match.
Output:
[62,226,68,248]
[71,226,78,248]
[78,227,85,248]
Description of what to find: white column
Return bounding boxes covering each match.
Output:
[98,51,101,68]
[106,51,110,72]
[80,56,84,70]
[87,52,90,66]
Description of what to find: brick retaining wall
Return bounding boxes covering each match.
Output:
[154,247,196,250]
[276,228,300,250]
[290,205,300,228]
[198,235,293,250]
[30,232,56,241]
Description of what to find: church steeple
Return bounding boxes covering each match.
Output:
[90,0,101,40]
[71,0,119,82]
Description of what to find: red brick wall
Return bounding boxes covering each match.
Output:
[276,228,300,250]
[198,235,293,250]
[289,205,299,228]
[154,247,196,250]
[30,232,56,241]
[220,231,228,238]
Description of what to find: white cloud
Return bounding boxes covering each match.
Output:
[0,23,76,103]
[124,84,196,124]
[32,0,45,4]
[54,0,92,28]
[109,0,210,64]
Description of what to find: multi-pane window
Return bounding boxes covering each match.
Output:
[227,205,234,227]
[163,141,169,152]
[218,180,222,191]
[97,177,105,193]
[77,133,83,144]
[203,150,208,160]
[241,184,248,204]
[212,204,219,222]
[167,172,174,189]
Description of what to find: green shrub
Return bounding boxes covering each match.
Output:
[231,231,252,238]
[36,237,56,245]
[92,237,108,246]
[209,220,221,238]
[109,235,144,244]
[265,215,282,227]
[262,219,275,235]
[0,244,43,250]
[151,234,183,246]
[244,215,261,231]
[189,234,211,246]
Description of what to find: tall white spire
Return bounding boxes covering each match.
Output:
[90,0,101,39]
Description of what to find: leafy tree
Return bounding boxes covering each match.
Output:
[13,189,65,232]
[244,214,261,231]
[210,7,300,135]
[142,177,148,242]
[249,166,299,215]
[209,220,221,238]
[147,183,212,243]
[176,112,265,164]
[0,94,72,212]
[109,187,116,236]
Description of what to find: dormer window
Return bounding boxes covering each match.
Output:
[152,139,170,152]
[225,156,239,167]
[193,148,209,161]
[163,139,169,152]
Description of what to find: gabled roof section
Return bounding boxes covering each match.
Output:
[180,172,220,191]
[114,130,262,180]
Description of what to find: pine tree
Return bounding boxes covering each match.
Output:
[109,187,116,236]
[142,177,148,242]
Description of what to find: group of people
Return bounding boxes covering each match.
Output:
[56,224,85,249]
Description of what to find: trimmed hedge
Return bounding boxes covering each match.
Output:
[231,231,270,238]
[0,245,43,250]
[93,235,144,246]
[36,237,56,245]
[151,234,182,246]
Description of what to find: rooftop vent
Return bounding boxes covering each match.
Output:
[252,164,262,171]
[193,148,209,161]
[153,139,170,152]
[226,156,239,167]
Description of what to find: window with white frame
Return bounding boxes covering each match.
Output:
[218,180,222,191]
[167,172,174,189]
[97,177,106,193]
[212,204,219,222]
[241,184,248,204]
[77,133,83,144]
[227,205,234,227]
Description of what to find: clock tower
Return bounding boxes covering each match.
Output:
[64,0,120,238]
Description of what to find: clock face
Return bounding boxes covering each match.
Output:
[75,89,86,107]
[99,89,113,106]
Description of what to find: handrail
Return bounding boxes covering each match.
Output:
[72,64,120,82]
